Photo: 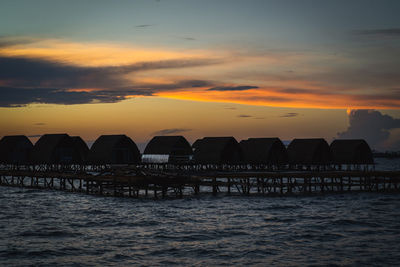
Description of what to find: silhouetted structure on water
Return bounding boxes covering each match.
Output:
[0,133,377,170]
[193,137,243,164]
[30,134,83,164]
[71,136,89,163]
[142,136,192,164]
[88,135,141,164]
[240,138,287,166]
[0,135,33,164]
[330,139,374,166]
[287,138,331,168]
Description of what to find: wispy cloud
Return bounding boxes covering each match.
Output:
[0,56,222,89]
[208,85,258,91]
[33,122,46,125]
[353,28,400,37]
[152,128,192,136]
[135,24,155,28]
[237,114,252,118]
[0,81,213,107]
[280,112,299,118]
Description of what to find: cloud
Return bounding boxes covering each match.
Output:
[338,109,400,151]
[207,85,258,91]
[0,78,217,107]
[353,28,400,37]
[27,134,42,138]
[0,87,153,107]
[237,114,252,118]
[224,106,237,110]
[152,128,192,136]
[280,112,299,118]
[0,56,222,89]
[0,36,38,48]
[34,123,46,125]
[135,24,155,28]
[183,37,196,41]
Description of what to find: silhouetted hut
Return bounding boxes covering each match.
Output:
[142,136,193,163]
[88,135,140,164]
[0,135,33,164]
[240,138,287,165]
[287,138,330,165]
[71,136,89,163]
[330,139,373,165]
[193,137,243,164]
[30,134,80,164]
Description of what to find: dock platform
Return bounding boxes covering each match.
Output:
[1,166,399,198]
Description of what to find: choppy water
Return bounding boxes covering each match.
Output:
[1,158,400,266]
[1,185,400,266]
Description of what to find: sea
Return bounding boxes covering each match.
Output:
[0,158,400,266]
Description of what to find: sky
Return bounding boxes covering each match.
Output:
[1,0,400,151]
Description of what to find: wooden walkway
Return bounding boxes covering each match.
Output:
[1,168,400,198]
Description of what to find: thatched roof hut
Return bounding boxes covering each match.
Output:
[0,135,33,164]
[330,139,373,164]
[240,138,287,165]
[287,138,330,165]
[143,136,192,163]
[88,135,140,164]
[30,134,80,164]
[71,136,89,163]
[193,137,243,164]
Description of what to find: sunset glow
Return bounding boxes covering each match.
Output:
[1,0,400,151]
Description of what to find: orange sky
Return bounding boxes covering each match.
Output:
[0,37,399,150]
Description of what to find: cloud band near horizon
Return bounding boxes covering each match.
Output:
[1,37,400,109]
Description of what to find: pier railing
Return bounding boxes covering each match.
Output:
[0,165,398,198]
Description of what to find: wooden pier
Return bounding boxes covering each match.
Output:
[1,167,400,198]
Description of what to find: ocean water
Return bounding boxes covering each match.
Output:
[0,159,399,266]
[1,188,400,266]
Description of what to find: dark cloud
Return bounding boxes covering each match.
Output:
[244,95,292,102]
[0,87,152,107]
[353,28,400,37]
[280,112,299,118]
[135,24,155,28]
[0,80,215,106]
[0,36,37,48]
[152,128,192,136]
[207,85,258,91]
[278,88,332,95]
[237,114,252,118]
[27,134,41,138]
[0,56,222,89]
[0,53,221,106]
[338,110,400,151]
[34,123,46,126]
